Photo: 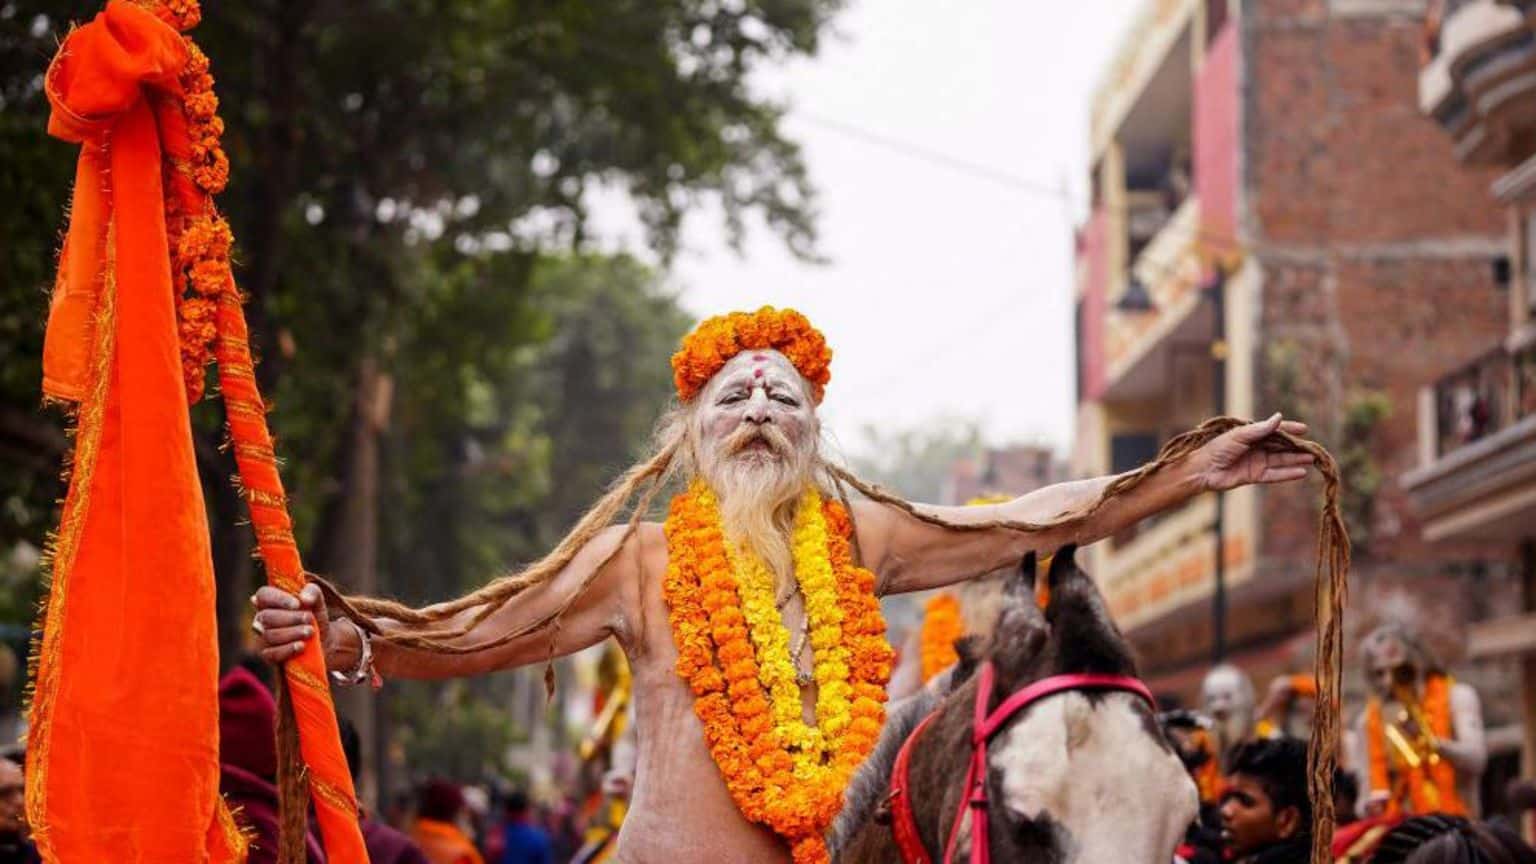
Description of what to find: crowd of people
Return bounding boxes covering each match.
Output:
[1155,622,1536,864]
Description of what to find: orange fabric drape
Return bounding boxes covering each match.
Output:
[28,3,365,862]
[26,4,244,860]
[1364,674,1466,818]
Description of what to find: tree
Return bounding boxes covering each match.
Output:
[0,0,841,650]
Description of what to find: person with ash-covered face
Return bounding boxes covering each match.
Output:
[1351,623,1487,820]
[252,308,1317,863]
[1201,664,1257,771]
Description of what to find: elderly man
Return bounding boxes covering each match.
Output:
[1351,623,1486,819]
[254,308,1315,863]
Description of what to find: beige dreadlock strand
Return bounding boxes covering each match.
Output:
[303,415,1349,860]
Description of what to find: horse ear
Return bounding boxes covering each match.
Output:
[1047,543,1079,589]
[1007,552,1038,601]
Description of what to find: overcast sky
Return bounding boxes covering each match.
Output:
[594,0,1141,459]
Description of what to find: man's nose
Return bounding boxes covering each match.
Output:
[744,391,771,423]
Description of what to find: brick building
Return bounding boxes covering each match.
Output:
[1073,0,1524,809]
[939,444,1068,506]
[1405,0,1536,801]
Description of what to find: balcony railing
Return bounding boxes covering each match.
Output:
[1433,342,1536,457]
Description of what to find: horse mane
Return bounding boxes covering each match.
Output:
[829,683,946,855]
[830,637,985,856]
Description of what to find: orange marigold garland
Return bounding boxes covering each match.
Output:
[672,307,833,403]
[918,593,962,683]
[155,30,233,403]
[663,484,890,863]
[1364,674,1465,817]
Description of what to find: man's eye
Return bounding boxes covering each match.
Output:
[721,393,747,405]
[772,394,798,406]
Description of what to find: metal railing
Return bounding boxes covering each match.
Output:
[1434,341,1536,457]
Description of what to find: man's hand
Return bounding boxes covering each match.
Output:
[251,583,331,665]
[1197,413,1314,492]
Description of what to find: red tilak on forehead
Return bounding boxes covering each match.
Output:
[752,353,768,361]
[753,368,764,379]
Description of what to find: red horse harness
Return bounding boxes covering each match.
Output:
[887,662,1156,864]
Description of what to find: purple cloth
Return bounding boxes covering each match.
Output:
[363,817,431,864]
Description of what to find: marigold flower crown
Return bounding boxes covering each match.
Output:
[671,306,832,403]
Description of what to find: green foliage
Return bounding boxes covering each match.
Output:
[1337,390,1392,549]
[0,0,838,784]
[391,679,522,782]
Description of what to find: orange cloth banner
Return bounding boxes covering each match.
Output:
[27,3,365,862]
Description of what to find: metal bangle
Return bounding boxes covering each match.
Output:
[328,619,374,687]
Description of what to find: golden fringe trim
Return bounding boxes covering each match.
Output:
[286,664,328,696]
[215,796,254,861]
[25,228,119,853]
[308,776,357,819]
[243,489,287,509]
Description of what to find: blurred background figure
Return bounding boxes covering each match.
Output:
[339,718,428,864]
[412,780,484,864]
[216,664,324,863]
[1201,663,1257,775]
[0,754,36,864]
[497,790,551,864]
[1160,709,1223,864]
[1352,623,1486,819]
[1217,737,1312,864]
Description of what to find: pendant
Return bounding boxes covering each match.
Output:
[797,668,814,687]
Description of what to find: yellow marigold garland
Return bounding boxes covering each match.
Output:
[919,592,963,682]
[671,307,832,403]
[663,484,890,863]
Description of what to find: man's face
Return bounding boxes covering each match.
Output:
[1366,634,1414,696]
[0,760,23,836]
[1201,667,1251,723]
[696,350,816,466]
[1219,774,1296,856]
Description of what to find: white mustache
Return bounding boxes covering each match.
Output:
[725,423,790,456]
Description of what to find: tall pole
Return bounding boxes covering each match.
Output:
[1210,266,1229,664]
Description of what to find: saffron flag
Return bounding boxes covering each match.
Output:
[27,4,247,859]
[28,2,366,861]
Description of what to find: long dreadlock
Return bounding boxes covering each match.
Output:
[297,414,1350,864]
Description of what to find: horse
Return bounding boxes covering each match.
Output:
[832,545,1199,863]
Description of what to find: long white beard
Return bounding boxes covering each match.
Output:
[697,424,815,591]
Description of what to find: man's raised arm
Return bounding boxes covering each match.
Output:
[251,522,647,680]
[857,415,1314,595]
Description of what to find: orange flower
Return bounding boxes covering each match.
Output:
[661,486,889,863]
[671,307,832,403]
[919,593,962,682]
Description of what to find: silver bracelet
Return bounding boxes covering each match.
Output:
[329,619,375,687]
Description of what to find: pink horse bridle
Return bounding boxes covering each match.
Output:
[887,661,1156,864]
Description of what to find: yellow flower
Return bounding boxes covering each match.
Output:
[661,483,890,863]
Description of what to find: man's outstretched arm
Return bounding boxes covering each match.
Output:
[857,415,1314,595]
[252,522,645,680]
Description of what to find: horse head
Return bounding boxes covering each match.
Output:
[833,547,1198,863]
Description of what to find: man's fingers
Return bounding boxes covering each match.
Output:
[1272,452,1315,468]
[1279,420,1308,436]
[254,609,313,631]
[258,641,307,664]
[261,625,314,645]
[252,585,300,611]
[299,583,323,608]
[1232,412,1283,444]
[1260,466,1309,483]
